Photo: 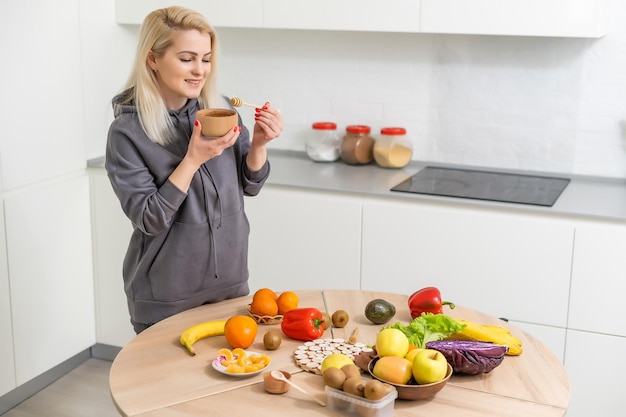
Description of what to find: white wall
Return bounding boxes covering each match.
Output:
[81,0,626,180]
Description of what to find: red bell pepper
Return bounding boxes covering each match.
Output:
[281,307,326,341]
[408,287,455,319]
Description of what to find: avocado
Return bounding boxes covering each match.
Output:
[364,299,396,324]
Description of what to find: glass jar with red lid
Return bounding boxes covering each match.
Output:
[305,122,340,162]
[373,127,413,168]
[339,125,374,165]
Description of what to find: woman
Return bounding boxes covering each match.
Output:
[106,6,283,333]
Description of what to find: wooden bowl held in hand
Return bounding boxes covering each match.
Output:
[368,357,453,401]
[196,108,238,138]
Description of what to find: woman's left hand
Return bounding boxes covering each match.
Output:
[252,102,283,146]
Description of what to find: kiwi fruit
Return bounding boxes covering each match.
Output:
[321,312,332,329]
[363,379,388,401]
[382,382,395,395]
[322,367,346,390]
[331,310,350,328]
[342,377,365,397]
[341,364,361,380]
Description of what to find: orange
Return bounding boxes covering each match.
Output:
[250,296,279,316]
[253,288,278,301]
[224,315,258,349]
[276,291,299,315]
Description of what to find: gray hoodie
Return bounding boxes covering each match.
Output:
[105,91,270,327]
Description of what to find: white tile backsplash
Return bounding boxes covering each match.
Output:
[212,2,626,179]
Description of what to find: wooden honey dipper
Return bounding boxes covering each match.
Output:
[230,96,261,109]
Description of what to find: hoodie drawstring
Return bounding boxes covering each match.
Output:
[200,164,223,279]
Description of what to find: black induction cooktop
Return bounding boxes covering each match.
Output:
[391,166,570,207]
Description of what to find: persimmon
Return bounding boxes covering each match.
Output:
[276,291,299,315]
[224,315,258,349]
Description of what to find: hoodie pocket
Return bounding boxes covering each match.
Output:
[147,221,213,302]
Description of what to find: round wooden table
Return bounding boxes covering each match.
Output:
[109,290,570,417]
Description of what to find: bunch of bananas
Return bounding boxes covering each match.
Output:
[179,320,227,356]
[447,318,523,355]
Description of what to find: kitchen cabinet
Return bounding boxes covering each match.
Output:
[5,176,95,385]
[0,203,16,397]
[89,171,135,347]
[563,330,626,417]
[245,185,362,291]
[263,0,421,33]
[420,0,610,38]
[361,200,574,327]
[115,0,610,38]
[114,0,263,27]
[569,221,626,337]
[513,321,566,363]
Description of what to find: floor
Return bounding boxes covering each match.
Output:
[2,359,119,417]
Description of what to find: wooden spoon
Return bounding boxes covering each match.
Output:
[270,370,326,406]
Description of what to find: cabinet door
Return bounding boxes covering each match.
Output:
[264,0,421,32]
[569,222,626,336]
[0,202,16,396]
[564,330,626,417]
[245,186,362,291]
[90,172,135,347]
[512,321,565,363]
[115,0,264,27]
[361,201,574,326]
[5,176,95,385]
[420,0,610,38]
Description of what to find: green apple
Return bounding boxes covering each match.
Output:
[375,328,410,357]
[412,348,448,384]
[372,356,413,385]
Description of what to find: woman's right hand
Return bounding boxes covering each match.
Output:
[187,120,241,167]
[169,121,241,193]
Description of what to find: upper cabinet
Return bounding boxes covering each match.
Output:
[115,0,264,28]
[420,0,611,38]
[263,0,421,33]
[116,0,610,38]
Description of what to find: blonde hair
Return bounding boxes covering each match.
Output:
[117,6,222,145]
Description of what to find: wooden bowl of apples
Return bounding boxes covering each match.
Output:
[368,357,452,400]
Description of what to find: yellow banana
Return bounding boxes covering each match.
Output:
[180,320,227,356]
[448,318,523,355]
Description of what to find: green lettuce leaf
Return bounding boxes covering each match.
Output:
[385,313,466,348]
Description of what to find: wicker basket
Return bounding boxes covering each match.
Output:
[246,304,284,325]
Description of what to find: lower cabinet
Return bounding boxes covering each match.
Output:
[4,176,95,385]
[245,185,362,291]
[361,201,574,327]
[569,221,626,336]
[512,321,566,363]
[86,169,626,417]
[89,171,135,347]
[564,330,626,417]
[0,203,15,396]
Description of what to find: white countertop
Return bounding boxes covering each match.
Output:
[88,151,626,223]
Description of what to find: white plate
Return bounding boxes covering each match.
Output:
[211,350,270,377]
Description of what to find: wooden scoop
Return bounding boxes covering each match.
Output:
[270,370,326,406]
[230,96,261,109]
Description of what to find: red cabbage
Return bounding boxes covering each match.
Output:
[426,340,509,375]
